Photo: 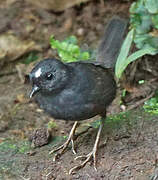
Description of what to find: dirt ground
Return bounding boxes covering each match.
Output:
[0,0,158,179]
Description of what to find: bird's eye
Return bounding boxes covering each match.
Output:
[46,73,53,80]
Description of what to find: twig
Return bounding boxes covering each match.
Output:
[127,91,155,111]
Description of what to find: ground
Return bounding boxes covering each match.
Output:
[0,0,158,179]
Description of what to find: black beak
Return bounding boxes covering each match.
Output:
[29,85,40,98]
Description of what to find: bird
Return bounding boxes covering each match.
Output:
[29,16,127,174]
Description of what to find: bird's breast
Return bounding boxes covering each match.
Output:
[35,88,100,121]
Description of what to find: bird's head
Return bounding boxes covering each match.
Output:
[29,58,69,98]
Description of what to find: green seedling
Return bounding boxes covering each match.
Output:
[138,80,145,84]
[47,120,57,130]
[50,35,90,62]
[143,93,158,114]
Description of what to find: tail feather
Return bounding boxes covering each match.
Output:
[96,16,128,68]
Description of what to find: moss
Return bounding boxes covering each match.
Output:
[0,140,31,154]
[143,93,158,115]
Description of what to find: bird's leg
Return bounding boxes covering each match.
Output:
[49,121,78,161]
[69,117,105,175]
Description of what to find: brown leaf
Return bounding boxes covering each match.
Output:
[15,94,29,104]
[0,32,41,66]
[26,0,91,12]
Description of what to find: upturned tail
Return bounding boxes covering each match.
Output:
[96,16,128,68]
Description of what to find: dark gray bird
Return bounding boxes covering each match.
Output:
[29,16,127,174]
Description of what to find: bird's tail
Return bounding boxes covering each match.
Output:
[96,16,128,68]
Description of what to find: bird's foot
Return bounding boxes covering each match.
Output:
[69,146,97,175]
[69,117,105,174]
[49,136,76,161]
[49,121,78,161]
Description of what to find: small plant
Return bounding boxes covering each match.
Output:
[47,120,57,130]
[115,0,158,79]
[50,35,90,62]
[130,0,158,50]
[138,79,145,84]
[122,89,127,97]
[143,93,158,114]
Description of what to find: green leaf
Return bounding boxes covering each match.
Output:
[115,27,157,79]
[138,79,145,84]
[145,0,158,14]
[152,14,158,28]
[79,52,90,60]
[134,33,150,49]
[130,0,147,15]
[116,47,156,79]
[143,93,158,114]
[126,47,157,64]
[135,15,152,34]
[50,35,90,63]
[130,0,158,51]
[115,29,135,79]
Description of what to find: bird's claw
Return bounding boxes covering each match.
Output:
[49,144,65,155]
[49,138,76,161]
[74,151,92,160]
[53,153,60,161]
[69,150,97,175]
[49,122,78,160]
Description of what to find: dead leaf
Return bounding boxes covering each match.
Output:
[0,0,17,8]
[15,94,29,104]
[150,29,158,37]
[26,0,91,12]
[0,32,41,66]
